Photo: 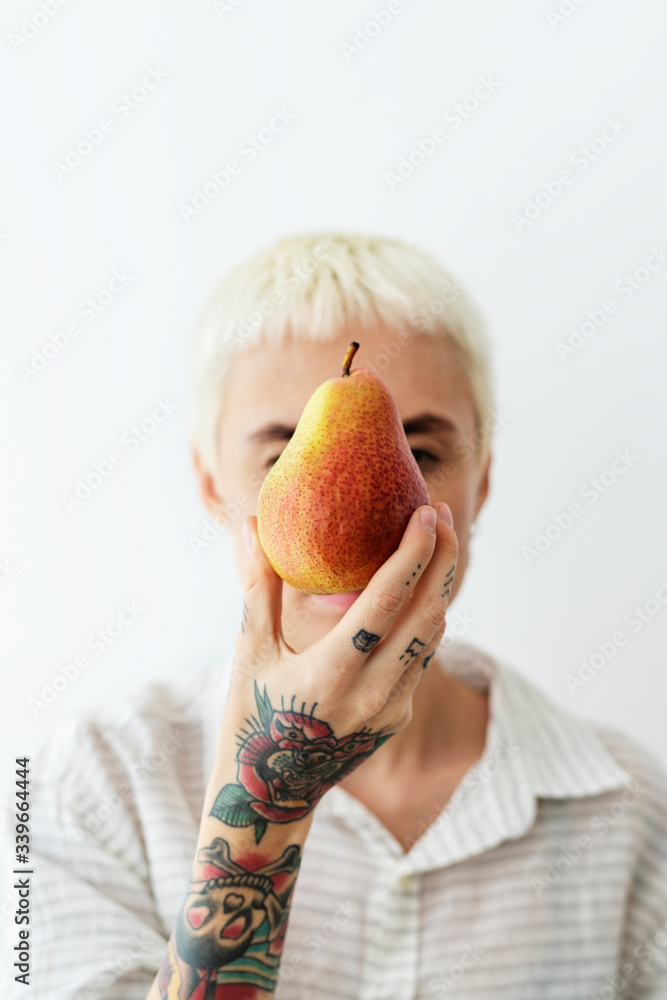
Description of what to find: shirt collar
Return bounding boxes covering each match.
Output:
[318,640,632,875]
[203,640,632,874]
[443,640,632,799]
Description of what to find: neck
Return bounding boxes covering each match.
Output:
[357,652,489,778]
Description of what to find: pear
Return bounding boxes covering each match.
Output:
[257,342,429,594]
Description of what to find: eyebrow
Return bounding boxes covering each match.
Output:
[248,423,296,444]
[248,413,457,443]
[402,413,458,436]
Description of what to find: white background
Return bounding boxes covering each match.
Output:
[1,0,666,781]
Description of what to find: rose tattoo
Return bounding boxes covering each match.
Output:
[210,683,390,841]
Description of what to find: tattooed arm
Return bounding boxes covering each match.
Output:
[146,502,458,998]
[152,773,312,998]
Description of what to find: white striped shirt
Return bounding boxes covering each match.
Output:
[2,641,666,999]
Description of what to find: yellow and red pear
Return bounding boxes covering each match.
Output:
[257,342,429,594]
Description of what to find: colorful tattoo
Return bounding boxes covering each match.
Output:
[159,686,392,996]
[160,837,300,998]
[210,682,391,842]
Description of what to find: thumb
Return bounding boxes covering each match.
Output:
[238,515,284,660]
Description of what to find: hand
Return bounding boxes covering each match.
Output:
[213,503,458,841]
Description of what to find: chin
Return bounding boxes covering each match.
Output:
[282,588,364,646]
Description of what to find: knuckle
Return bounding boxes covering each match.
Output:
[431,621,447,649]
[371,586,406,619]
[385,701,412,733]
[242,556,275,595]
[242,635,280,672]
[383,683,402,710]
[444,532,460,565]
[420,598,446,635]
[358,689,387,721]
[415,533,437,568]
[396,703,413,730]
[242,565,261,596]
[385,668,413,707]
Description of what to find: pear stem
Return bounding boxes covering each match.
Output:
[342,342,360,376]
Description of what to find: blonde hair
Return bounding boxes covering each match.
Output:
[189,231,496,480]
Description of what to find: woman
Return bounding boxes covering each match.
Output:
[8,233,666,999]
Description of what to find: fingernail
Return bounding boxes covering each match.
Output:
[419,506,437,532]
[243,518,254,555]
[438,503,453,527]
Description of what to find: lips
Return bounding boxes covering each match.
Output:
[311,589,364,612]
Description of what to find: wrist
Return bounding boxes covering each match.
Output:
[208,679,333,846]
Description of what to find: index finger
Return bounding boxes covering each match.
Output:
[326,504,439,656]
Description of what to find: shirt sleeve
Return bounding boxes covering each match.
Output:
[0,716,174,1000]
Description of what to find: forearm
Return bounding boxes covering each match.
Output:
[146,501,455,997]
[147,744,313,999]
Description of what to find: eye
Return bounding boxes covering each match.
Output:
[411,448,439,471]
[264,454,282,470]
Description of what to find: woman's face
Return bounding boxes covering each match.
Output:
[196,325,491,652]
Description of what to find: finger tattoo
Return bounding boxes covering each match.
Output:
[399,637,426,662]
[352,629,381,653]
[442,563,456,600]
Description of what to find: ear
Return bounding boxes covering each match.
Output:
[473,449,492,520]
[193,449,224,515]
